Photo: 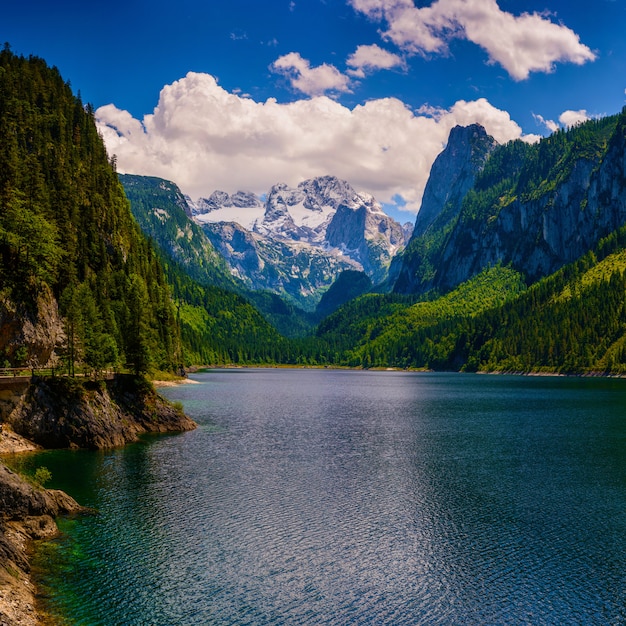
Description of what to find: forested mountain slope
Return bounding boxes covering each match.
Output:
[395,112,626,297]
[120,173,316,337]
[0,49,294,372]
[120,174,237,291]
[316,224,626,374]
[0,48,179,373]
[5,47,626,376]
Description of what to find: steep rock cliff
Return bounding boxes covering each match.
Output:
[393,124,496,293]
[325,197,406,283]
[7,375,196,450]
[0,287,64,369]
[434,114,625,293]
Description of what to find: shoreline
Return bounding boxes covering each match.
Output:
[0,428,86,626]
[0,428,41,626]
[188,363,626,379]
[0,375,196,626]
[152,377,200,387]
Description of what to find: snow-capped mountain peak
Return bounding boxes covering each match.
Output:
[190,175,409,302]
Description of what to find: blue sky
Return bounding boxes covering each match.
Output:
[3,0,625,222]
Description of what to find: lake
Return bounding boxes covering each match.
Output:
[23,369,626,624]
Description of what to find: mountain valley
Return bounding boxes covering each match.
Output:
[127,174,411,311]
[2,50,626,376]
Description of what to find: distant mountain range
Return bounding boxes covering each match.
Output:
[118,99,626,375]
[123,174,411,311]
[122,109,626,323]
[5,49,626,379]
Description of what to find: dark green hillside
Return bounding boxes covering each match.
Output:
[161,258,292,365]
[4,46,626,377]
[0,49,300,372]
[444,227,626,374]
[464,115,618,222]
[315,270,372,320]
[0,48,179,373]
[316,265,525,367]
[119,174,236,290]
[317,225,626,374]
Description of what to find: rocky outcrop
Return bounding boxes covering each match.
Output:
[325,196,406,283]
[0,373,195,624]
[414,124,497,239]
[0,287,64,369]
[0,380,31,423]
[6,375,196,450]
[393,124,497,294]
[433,115,626,293]
[0,462,87,626]
[257,183,310,241]
[393,112,626,297]
[0,464,85,524]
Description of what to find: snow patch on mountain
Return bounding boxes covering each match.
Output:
[190,190,264,230]
[189,175,409,305]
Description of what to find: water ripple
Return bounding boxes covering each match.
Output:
[31,371,626,624]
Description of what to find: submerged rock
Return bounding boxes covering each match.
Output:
[0,462,87,626]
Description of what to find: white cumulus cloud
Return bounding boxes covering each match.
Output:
[349,0,596,80]
[533,113,560,133]
[271,52,352,97]
[559,109,591,128]
[96,72,533,214]
[346,44,405,77]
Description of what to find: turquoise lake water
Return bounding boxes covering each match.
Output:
[17,369,626,624]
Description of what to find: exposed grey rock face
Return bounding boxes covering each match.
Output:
[299,175,357,212]
[202,220,363,308]
[201,222,265,278]
[326,196,406,283]
[413,124,497,238]
[0,459,86,626]
[437,159,593,290]
[393,124,496,293]
[257,183,308,241]
[0,463,83,522]
[0,286,64,369]
[192,190,262,215]
[8,375,196,450]
[436,120,626,292]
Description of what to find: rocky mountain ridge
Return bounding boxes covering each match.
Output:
[392,123,498,293]
[394,112,626,296]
